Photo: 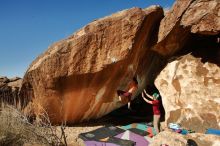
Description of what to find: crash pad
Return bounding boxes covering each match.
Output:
[121,123,156,137]
[79,126,135,146]
[79,126,125,141]
[205,128,220,136]
[84,137,135,146]
[115,130,150,146]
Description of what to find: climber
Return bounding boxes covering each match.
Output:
[117,76,138,110]
[142,89,161,134]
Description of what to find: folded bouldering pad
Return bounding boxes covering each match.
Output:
[121,123,156,137]
[84,137,135,146]
[115,130,150,146]
[129,128,149,136]
[79,126,125,141]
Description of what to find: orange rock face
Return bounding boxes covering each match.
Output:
[20,6,164,124]
[153,0,220,56]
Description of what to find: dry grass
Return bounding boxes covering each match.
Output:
[0,98,143,146]
[0,103,66,146]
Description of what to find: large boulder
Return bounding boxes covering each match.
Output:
[155,54,220,132]
[181,0,220,35]
[153,0,220,56]
[20,6,164,124]
[150,131,187,146]
[153,0,220,133]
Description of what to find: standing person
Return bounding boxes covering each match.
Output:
[117,77,138,110]
[142,89,161,134]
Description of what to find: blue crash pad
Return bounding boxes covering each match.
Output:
[205,128,220,136]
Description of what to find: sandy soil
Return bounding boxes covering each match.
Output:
[56,113,150,146]
[56,115,116,146]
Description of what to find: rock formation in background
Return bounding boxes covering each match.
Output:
[154,0,220,132]
[20,6,164,124]
[0,76,22,105]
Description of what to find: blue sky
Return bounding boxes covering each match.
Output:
[0,0,175,78]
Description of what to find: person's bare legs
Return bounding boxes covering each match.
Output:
[117,90,124,101]
[118,96,122,101]
[127,102,131,110]
[153,115,160,134]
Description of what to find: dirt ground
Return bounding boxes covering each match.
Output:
[56,113,151,146]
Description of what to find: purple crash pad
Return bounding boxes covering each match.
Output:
[83,137,135,146]
[84,141,119,146]
[115,130,149,146]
